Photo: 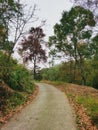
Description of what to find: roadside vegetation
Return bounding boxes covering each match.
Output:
[0,0,46,126]
[0,51,35,125]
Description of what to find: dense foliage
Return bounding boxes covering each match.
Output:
[41,58,98,89]
[0,1,37,118]
[0,51,34,119]
[48,6,98,88]
[0,51,34,92]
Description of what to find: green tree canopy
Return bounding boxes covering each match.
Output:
[49,6,96,85]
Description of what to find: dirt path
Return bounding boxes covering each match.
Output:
[1,83,77,130]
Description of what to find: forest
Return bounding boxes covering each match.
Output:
[0,0,98,128]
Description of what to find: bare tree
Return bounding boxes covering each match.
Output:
[5,0,40,60]
[10,1,38,44]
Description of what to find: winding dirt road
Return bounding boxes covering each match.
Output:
[1,83,77,130]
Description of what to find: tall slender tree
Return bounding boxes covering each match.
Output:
[18,27,47,79]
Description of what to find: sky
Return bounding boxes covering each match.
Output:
[21,0,73,41]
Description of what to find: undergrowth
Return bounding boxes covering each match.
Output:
[77,96,98,127]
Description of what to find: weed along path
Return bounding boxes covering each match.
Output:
[1,83,77,130]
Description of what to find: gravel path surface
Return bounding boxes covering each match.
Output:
[1,83,77,130]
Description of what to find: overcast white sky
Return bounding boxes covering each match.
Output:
[21,0,73,40]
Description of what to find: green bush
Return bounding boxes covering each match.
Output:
[8,65,34,92]
[7,92,25,109]
[0,51,34,92]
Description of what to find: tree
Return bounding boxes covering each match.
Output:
[18,27,47,79]
[91,35,98,60]
[0,0,22,51]
[49,6,95,85]
[0,0,38,58]
[89,35,98,88]
[11,1,38,44]
[71,0,98,12]
[71,0,98,34]
[9,2,38,59]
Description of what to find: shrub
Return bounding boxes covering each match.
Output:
[0,51,34,92]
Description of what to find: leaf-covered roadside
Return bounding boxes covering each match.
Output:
[0,84,38,127]
[43,81,98,130]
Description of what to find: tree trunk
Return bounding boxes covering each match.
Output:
[81,75,86,85]
[33,56,36,80]
[78,60,86,85]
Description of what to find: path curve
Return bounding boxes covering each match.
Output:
[1,83,77,130]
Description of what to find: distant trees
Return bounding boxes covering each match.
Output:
[41,66,59,81]
[41,62,80,83]
[19,27,47,79]
[49,6,96,85]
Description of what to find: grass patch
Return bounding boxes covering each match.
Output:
[66,93,75,98]
[77,95,98,127]
[41,80,65,86]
